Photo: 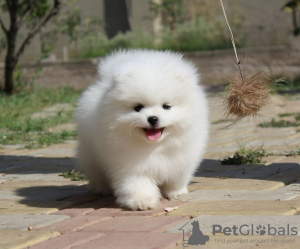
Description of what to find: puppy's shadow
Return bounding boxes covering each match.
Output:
[15,185,179,214]
[1,154,120,211]
[15,185,121,210]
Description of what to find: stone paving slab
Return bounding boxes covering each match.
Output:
[274,157,300,163]
[0,180,87,201]
[174,189,300,202]
[277,181,300,193]
[189,177,286,191]
[0,158,73,173]
[86,199,187,217]
[0,199,75,215]
[0,214,70,230]
[27,147,75,158]
[0,143,77,158]
[167,198,300,216]
[0,230,60,249]
[263,156,292,164]
[50,196,116,217]
[1,172,74,182]
[198,162,299,179]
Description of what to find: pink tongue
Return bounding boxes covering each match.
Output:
[145,129,162,141]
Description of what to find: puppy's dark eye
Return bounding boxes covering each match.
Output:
[162,103,171,110]
[134,104,144,112]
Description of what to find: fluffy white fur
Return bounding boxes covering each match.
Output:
[76,50,209,210]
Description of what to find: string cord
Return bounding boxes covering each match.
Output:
[219,0,244,83]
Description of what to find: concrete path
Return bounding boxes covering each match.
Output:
[0,94,300,249]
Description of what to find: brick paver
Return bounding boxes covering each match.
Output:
[39,216,112,233]
[1,94,300,248]
[28,232,104,249]
[80,216,189,233]
[0,230,60,249]
[71,232,182,249]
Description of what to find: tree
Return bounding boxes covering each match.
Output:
[0,0,61,94]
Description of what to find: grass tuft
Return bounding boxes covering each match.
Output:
[258,118,299,128]
[271,75,300,94]
[60,169,85,181]
[221,145,266,165]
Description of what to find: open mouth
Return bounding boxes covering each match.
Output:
[143,128,165,141]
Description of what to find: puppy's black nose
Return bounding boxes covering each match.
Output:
[148,116,159,126]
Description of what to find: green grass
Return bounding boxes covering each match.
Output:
[220,145,266,165]
[60,169,85,181]
[259,111,300,128]
[3,110,74,133]
[278,113,294,118]
[278,112,300,121]
[0,87,82,149]
[271,75,300,94]
[258,118,299,128]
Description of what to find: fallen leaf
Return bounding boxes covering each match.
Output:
[164,206,179,212]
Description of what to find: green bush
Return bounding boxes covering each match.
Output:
[158,18,237,51]
[74,32,154,59]
[73,18,246,59]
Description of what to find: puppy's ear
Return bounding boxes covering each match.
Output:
[174,62,200,86]
[113,65,134,84]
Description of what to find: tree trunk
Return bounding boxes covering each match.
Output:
[4,53,16,94]
[4,0,18,94]
[2,0,60,94]
[4,30,18,94]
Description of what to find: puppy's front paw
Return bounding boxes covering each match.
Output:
[119,193,160,210]
[116,181,161,210]
[164,186,188,198]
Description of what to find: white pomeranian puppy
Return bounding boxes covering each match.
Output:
[76,50,209,210]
